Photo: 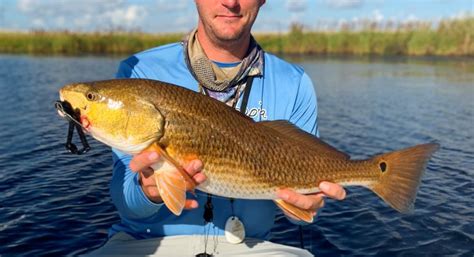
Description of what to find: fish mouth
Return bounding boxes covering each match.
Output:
[55,101,90,130]
[55,101,78,123]
[55,100,91,155]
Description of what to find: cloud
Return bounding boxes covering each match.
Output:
[17,0,147,31]
[326,0,364,9]
[450,10,473,20]
[173,15,197,31]
[372,9,384,22]
[405,14,418,23]
[156,0,190,12]
[31,18,45,27]
[286,0,308,13]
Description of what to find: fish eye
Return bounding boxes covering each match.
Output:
[86,92,99,101]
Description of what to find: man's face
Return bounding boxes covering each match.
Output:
[195,0,265,42]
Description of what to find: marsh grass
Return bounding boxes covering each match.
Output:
[259,18,473,56]
[0,31,183,55]
[0,18,472,56]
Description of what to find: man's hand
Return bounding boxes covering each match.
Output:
[129,151,207,209]
[276,181,346,221]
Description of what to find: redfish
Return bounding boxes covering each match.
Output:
[57,79,439,222]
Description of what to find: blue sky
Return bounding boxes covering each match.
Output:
[0,0,472,32]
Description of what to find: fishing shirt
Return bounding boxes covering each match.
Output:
[111,42,319,240]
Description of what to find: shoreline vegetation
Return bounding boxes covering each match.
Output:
[0,18,472,57]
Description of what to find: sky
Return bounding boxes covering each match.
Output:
[0,0,472,33]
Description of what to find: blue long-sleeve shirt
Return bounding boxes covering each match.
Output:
[109,42,319,240]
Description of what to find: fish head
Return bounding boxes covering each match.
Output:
[58,81,164,154]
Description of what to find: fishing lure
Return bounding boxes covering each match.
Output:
[55,101,90,154]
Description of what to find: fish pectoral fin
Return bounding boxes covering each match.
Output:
[145,142,196,191]
[153,161,187,216]
[274,199,314,223]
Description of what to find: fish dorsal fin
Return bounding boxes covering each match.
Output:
[144,143,196,216]
[258,120,350,159]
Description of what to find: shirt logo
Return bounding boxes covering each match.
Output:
[243,101,267,120]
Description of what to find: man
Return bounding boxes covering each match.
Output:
[92,0,345,255]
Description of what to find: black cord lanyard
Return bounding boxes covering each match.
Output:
[197,76,254,257]
[238,76,254,114]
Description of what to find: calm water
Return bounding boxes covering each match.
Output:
[0,54,472,256]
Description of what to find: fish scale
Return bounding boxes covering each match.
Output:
[152,85,411,194]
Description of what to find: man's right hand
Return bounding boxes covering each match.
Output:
[129,151,206,209]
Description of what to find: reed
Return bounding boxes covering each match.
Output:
[0,18,472,56]
[258,18,473,56]
[0,31,183,55]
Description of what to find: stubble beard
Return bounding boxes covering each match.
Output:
[205,22,248,47]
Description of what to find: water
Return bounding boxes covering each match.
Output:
[0,54,472,256]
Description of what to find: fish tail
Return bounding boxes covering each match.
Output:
[369,143,439,213]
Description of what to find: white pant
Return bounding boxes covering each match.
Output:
[85,232,313,257]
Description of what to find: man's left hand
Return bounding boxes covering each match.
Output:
[276,181,346,221]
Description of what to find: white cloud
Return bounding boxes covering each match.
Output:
[17,0,147,31]
[450,10,473,20]
[326,0,364,9]
[105,5,144,25]
[156,0,189,12]
[18,0,34,12]
[55,16,66,27]
[406,14,419,23]
[174,15,196,31]
[372,9,384,22]
[32,18,45,27]
[286,0,308,12]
